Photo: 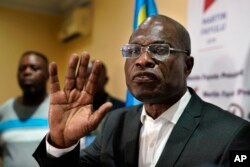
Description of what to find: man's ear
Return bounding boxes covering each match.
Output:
[185,56,194,76]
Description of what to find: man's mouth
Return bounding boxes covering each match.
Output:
[22,78,34,85]
[132,72,158,83]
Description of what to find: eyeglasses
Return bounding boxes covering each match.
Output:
[121,44,189,61]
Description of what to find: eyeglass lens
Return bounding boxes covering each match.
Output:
[122,44,171,60]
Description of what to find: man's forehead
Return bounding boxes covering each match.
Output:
[20,54,45,65]
[129,26,172,44]
[129,17,179,46]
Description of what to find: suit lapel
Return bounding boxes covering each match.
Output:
[123,106,143,167]
[156,91,203,167]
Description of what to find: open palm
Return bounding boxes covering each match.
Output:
[48,53,112,148]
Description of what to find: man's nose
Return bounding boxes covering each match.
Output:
[23,67,33,74]
[135,51,155,68]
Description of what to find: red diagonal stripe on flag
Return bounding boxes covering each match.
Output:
[204,0,215,12]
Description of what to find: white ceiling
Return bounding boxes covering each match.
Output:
[0,0,90,15]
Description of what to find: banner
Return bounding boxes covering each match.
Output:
[126,0,158,106]
[187,0,250,121]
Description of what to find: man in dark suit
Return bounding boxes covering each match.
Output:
[33,15,250,167]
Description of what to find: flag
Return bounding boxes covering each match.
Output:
[133,0,158,30]
[125,0,158,107]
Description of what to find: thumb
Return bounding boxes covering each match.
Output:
[89,102,113,130]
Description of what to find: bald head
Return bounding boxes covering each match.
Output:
[129,15,191,55]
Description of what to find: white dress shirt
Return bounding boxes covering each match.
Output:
[139,90,191,167]
[46,90,191,166]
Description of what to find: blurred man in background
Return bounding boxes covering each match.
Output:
[81,60,125,148]
[0,51,49,167]
[87,60,125,112]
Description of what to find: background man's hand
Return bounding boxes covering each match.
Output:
[48,52,112,148]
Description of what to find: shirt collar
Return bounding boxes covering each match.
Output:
[140,89,191,124]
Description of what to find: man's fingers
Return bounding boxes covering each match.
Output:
[85,60,103,96]
[76,52,90,90]
[49,62,61,93]
[64,54,79,91]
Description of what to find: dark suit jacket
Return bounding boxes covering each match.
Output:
[33,88,250,167]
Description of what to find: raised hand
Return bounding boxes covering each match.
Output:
[48,52,113,148]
